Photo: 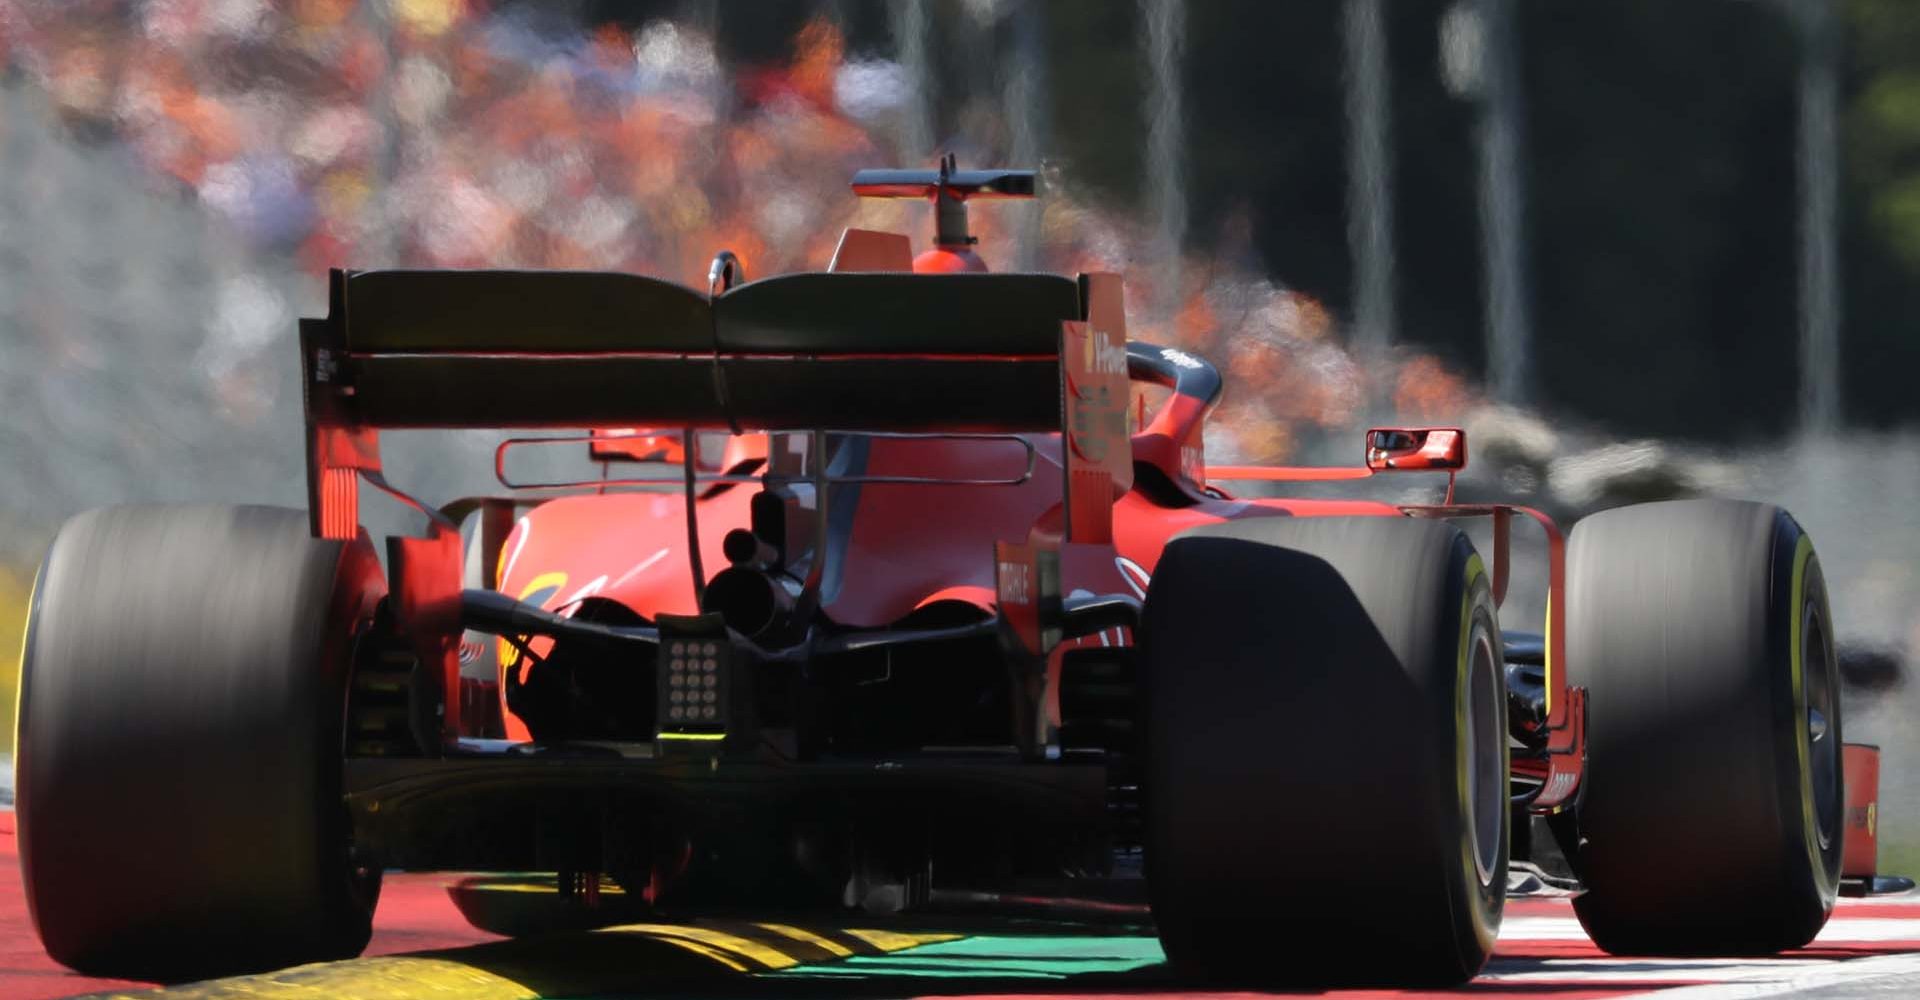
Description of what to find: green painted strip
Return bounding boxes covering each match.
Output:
[767,934,1166,980]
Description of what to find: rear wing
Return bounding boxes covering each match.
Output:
[302,267,1132,537]
[306,268,1081,432]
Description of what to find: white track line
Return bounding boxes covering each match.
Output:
[1483,959,1830,985]
[1611,950,1920,998]
[1498,916,1595,940]
[1838,893,1920,905]
[1488,914,1920,986]
[1499,915,1920,944]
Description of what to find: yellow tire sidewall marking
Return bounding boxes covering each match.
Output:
[1455,552,1500,948]
[1788,534,1833,902]
[1455,554,1483,875]
[1542,590,1552,717]
[11,561,40,758]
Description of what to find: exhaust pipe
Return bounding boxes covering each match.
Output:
[701,566,796,640]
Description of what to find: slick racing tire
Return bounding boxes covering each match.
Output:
[1141,516,1506,986]
[17,505,385,980]
[1566,499,1841,954]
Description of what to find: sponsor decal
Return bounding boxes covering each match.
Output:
[498,516,533,583]
[1084,330,1129,376]
[610,548,672,589]
[1068,396,1125,463]
[1066,324,1129,468]
[997,560,1032,606]
[498,571,567,669]
[517,572,568,609]
[1159,346,1205,369]
[555,575,608,614]
[1852,802,1878,837]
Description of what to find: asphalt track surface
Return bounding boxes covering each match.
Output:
[6,805,1920,1000]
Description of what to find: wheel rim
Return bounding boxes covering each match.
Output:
[1803,602,1839,851]
[1466,618,1504,885]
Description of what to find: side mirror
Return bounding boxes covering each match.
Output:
[1365,427,1467,472]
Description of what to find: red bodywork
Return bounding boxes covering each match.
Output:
[488,226,1404,739]
[493,426,1398,734]
[1844,744,1882,879]
[303,180,1587,813]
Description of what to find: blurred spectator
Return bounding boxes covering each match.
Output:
[0,0,1377,465]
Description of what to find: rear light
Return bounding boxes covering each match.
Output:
[655,613,730,744]
[663,640,725,724]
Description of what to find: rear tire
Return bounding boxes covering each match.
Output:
[17,505,384,980]
[1566,499,1841,954]
[1141,516,1506,986]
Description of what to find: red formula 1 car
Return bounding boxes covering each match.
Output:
[17,163,1850,986]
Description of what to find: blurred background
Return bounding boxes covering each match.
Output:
[0,0,1915,865]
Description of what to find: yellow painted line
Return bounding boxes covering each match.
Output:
[602,920,957,965]
[84,920,963,998]
[464,878,625,895]
[755,922,856,958]
[88,956,541,999]
[655,730,726,742]
[595,923,803,969]
[650,935,751,972]
[842,927,963,952]
[600,921,956,967]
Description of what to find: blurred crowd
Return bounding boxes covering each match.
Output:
[0,0,1475,466]
[4,0,887,280]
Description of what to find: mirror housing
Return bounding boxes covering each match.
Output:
[1366,427,1467,472]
